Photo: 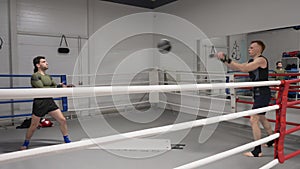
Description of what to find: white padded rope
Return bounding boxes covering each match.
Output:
[0,105,278,163]
[259,159,279,169]
[174,133,280,169]
[0,81,281,99]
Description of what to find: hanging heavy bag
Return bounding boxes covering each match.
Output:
[58,35,70,54]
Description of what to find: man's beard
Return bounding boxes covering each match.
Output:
[41,67,48,71]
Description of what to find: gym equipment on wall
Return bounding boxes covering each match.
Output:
[58,35,70,54]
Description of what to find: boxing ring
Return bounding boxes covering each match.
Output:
[0,73,300,169]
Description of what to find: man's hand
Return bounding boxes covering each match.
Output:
[215,52,232,64]
[216,52,226,60]
[57,83,75,88]
[66,84,75,88]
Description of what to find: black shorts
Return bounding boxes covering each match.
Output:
[32,98,59,117]
[252,87,271,115]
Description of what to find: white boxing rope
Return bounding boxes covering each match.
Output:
[0,105,279,163]
[174,133,280,169]
[161,101,230,115]
[0,81,281,99]
[259,159,279,169]
[68,100,149,112]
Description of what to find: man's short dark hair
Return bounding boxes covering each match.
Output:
[251,40,265,53]
[276,61,282,66]
[33,56,45,73]
[33,56,45,66]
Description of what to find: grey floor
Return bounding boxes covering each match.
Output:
[1,109,300,169]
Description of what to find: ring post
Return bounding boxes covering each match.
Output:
[60,75,68,112]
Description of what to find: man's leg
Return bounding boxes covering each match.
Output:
[49,109,71,143]
[244,114,262,157]
[250,114,262,140]
[259,115,273,135]
[260,115,274,147]
[20,114,41,150]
